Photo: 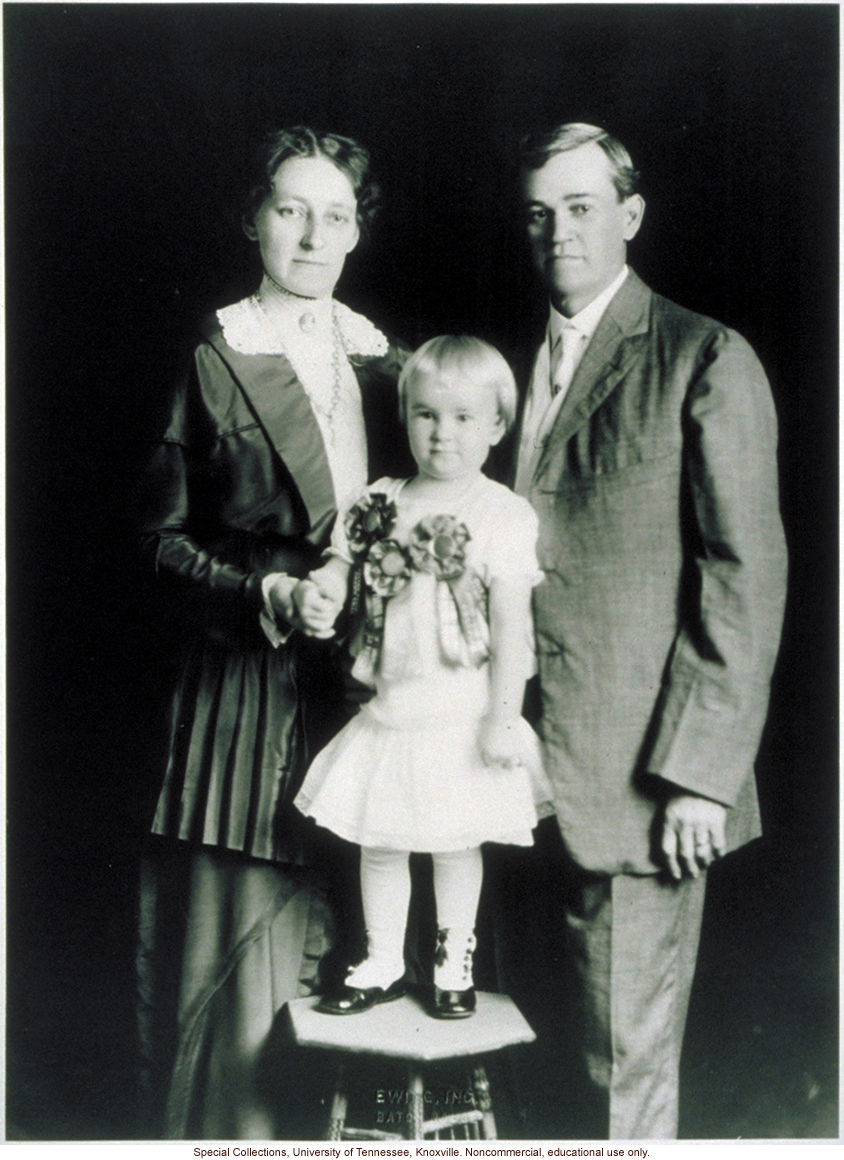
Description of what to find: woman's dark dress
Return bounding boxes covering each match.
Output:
[136,306,409,1137]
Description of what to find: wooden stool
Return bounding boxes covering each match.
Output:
[286,990,535,1141]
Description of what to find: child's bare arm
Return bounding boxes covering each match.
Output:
[307,557,351,606]
[479,576,535,768]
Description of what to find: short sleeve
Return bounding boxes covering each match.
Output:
[482,494,543,586]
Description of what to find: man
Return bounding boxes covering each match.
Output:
[508,123,787,1139]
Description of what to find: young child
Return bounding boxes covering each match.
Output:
[293,335,551,1018]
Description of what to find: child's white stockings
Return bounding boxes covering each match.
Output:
[432,848,482,991]
[347,846,483,990]
[345,847,411,989]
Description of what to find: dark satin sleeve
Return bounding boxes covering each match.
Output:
[140,450,266,604]
[136,351,268,634]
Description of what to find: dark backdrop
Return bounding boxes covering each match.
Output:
[5,3,838,1140]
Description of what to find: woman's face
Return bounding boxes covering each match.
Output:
[246,154,360,298]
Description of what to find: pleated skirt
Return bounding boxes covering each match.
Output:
[151,629,351,864]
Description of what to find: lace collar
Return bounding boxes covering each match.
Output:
[217,295,389,359]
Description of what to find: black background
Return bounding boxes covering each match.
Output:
[5,3,839,1140]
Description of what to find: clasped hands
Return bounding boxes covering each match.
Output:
[265,570,345,639]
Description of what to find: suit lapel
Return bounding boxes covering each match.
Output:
[202,321,337,532]
[534,271,652,485]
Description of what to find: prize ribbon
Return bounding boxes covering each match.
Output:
[345,497,490,681]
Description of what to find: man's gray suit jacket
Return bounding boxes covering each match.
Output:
[525,270,788,875]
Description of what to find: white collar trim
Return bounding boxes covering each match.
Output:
[217,295,389,358]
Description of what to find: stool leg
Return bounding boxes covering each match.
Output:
[472,1066,497,1140]
[407,1065,425,1139]
[327,1061,348,1141]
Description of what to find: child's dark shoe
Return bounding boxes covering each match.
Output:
[430,928,477,1018]
[429,984,476,1019]
[317,975,407,1015]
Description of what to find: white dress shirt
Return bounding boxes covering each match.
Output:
[515,265,629,497]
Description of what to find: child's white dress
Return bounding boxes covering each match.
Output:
[294,474,551,852]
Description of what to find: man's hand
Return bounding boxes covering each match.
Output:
[660,793,727,880]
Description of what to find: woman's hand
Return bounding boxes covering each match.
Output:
[264,560,348,638]
[264,574,299,627]
[479,715,524,770]
[291,578,343,639]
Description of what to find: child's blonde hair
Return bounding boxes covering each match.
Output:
[398,335,518,433]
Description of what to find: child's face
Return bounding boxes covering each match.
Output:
[405,373,505,483]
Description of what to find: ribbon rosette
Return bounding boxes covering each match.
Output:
[344,493,398,558]
[351,543,412,686]
[409,515,490,668]
[363,539,412,599]
[347,503,491,683]
[346,508,411,685]
[408,515,470,580]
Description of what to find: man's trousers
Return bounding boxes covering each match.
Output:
[487,820,707,1139]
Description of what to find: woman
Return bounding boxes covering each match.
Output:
[136,127,411,1139]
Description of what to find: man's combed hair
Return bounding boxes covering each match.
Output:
[520,122,640,201]
[398,335,518,433]
[242,125,380,236]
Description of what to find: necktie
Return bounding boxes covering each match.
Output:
[551,325,583,398]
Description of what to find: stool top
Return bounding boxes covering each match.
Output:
[285,991,536,1062]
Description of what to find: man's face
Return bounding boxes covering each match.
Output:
[523,142,644,316]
